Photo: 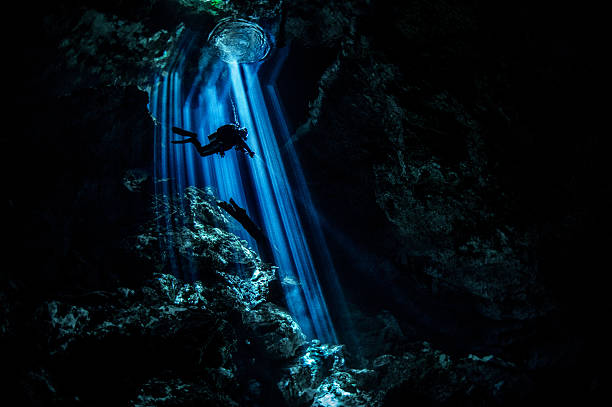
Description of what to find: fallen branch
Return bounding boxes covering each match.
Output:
[217,198,274,263]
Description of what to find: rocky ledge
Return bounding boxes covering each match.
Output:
[3,187,536,406]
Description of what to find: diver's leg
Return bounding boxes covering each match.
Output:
[171,137,204,149]
[195,141,223,157]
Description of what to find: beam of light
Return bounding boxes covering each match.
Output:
[238,62,337,342]
[150,34,199,281]
[149,30,338,343]
[263,46,353,343]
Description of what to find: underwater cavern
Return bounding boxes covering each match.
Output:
[3,0,607,405]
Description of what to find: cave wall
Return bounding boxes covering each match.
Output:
[279,0,607,400]
[280,0,606,349]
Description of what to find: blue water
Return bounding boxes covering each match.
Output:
[148,34,341,343]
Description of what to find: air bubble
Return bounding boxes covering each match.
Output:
[208,18,270,64]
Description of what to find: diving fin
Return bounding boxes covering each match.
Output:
[172,126,198,138]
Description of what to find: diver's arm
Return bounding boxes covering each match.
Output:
[239,139,255,157]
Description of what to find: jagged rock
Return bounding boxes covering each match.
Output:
[223,0,284,21]
[277,335,529,407]
[0,281,19,337]
[28,270,278,404]
[131,372,239,407]
[376,342,531,406]
[12,185,305,405]
[284,4,581,370]
[130,186,261,274]
[278,340,346,405]
[58,9,181,91]
[123,168,150,192]
[371,90,554,320]
[44,301,91,354]
[348,308,408,360]
[21,1,233,98]
[243,302,306,360]
[293,17,555,322]
[285,0,366,48]
[311,369,377,407]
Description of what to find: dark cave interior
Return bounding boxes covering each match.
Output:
[3,1,608,405]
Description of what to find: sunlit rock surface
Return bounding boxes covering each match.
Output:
[278,337,530,407]
[131,186,259,273]
[279,340,347,405]
[243,302,306,360]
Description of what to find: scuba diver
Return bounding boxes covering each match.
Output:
[171,124,255,158]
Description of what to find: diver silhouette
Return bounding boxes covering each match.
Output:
[171,124,255,158]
